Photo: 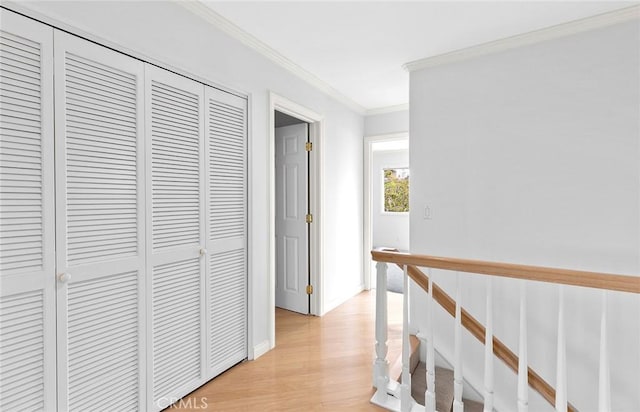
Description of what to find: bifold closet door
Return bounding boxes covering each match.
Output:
[205,87,248,378]
[53,31,146,411]
[0,10,56,411]
[144,65,206,411]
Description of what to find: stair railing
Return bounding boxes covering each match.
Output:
[370,248,640,412]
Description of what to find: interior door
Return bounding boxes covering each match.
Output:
[0,9,56,411]
[205,86,248,378]
[144,65,206,411]
[275,123,309,314]
[53,31,146,411]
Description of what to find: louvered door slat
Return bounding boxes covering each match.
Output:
[0,44,39,60]
[209,249,246,375]
[54,31,145,412]
[0,291,45,411]
[63,47,139,264]
[67,271,138,411]
[205,87,247,379]
[0,27,44,274]
[208,98,246,242]
[0,10,55,412]
[145,65,206,411]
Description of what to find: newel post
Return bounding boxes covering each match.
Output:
[373,261,389,400]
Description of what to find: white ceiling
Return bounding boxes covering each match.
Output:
[202,1,636,112]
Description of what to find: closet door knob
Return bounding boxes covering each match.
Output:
[58,272,72,283]
[199,248,207,257]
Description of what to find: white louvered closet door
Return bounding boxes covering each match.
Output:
[0,10,56,411]
[144,65,206,411]
[205,87,247,378]
[53,32,146,412]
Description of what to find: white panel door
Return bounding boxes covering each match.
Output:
[0,10,56,411]
[144,65,206,411]
[204,87,247,378]
[53,31,146,412]
[275,123,309,314]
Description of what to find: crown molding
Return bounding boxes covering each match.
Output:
[404,5,640,72]
[365,103,409,116]
[178,1,366,115]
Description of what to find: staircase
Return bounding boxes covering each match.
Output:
[390,336,484,412]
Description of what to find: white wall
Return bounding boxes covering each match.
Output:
[410,20,639,411]
[371,150,410,251]
[16,0,364,354]
[365,109,409,136]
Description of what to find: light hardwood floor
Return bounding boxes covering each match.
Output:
[167,290,402,411]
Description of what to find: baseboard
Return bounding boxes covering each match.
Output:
[322,283,365,315]
[251,339,271,360]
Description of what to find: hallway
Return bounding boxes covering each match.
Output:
[168,291,399,411]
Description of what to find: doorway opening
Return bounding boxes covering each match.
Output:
[274,111,311,315]
[363,134,410,290]
[268,92,324,348]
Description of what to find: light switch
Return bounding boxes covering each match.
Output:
[424,205,432,220]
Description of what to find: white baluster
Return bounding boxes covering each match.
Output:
[555,285,567,412]
[518,281,528,412]
[484,277,494,412]
[373,261,389,404]
[453,272,464,412]
[425,270,436,412]
[401,265,412,411]
[598,290,611,412]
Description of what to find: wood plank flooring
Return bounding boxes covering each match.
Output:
[167,291,402,411]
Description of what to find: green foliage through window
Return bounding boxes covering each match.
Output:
[384,168,409,212]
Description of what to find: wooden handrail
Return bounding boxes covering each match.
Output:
[400,263,577,412]
[372,249,638,410]
[372,250,640,294]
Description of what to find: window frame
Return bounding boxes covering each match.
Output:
[380,165,410,215]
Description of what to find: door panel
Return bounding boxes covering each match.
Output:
[284,236,300,292]
[205,87,247,378]
[66,270,139,410]
[284,163,299,219]
[145,65,206,411]
[275,123,308,314]
[54,31,146,412]
[151,258,201,402]
[0,10,55,411]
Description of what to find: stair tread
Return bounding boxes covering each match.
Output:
[411,363,485,411]
[462,399,484,412]
[411,363,454,411]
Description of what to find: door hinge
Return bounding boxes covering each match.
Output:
[306,285,313,295]
[305,213,313,224]
[305,141,313,152]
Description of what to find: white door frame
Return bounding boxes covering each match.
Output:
[363,133,409,290]
[268,92,324,347]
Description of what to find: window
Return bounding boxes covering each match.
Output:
[383,168,409,212]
